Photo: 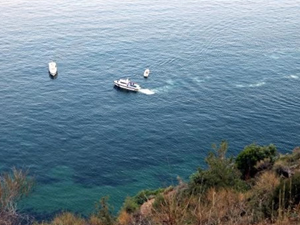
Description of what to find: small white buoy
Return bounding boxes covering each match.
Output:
[143,68,150,78]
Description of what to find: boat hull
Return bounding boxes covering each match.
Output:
[144,69,150,78]
[48,62,57,76]
[114,82,140,92]
[49,70,57,76]
[114,79,141,92]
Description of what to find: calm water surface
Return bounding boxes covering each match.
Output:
[0,0,300,219]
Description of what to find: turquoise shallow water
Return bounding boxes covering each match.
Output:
[1,0,300,220]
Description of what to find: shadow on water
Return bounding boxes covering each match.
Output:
[36,176,61,185]
[49,72,58,80]
[72,174,138,188]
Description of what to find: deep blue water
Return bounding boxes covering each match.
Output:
[1,0,300,219]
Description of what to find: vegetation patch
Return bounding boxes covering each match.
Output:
[4,142,300,225]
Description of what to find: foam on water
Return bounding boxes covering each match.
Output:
[138,88,155,95]
[235,81,266,88]
[249,82,266,87]
[287,75,299,79]
[152,85,174,94]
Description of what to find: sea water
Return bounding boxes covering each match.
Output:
[0,0,300,220]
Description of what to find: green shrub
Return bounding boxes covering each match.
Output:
[133,188,164,206]
[189,141,248,193]
[122,197,139,214]
[236,144,277,179]
[93,196,115,225]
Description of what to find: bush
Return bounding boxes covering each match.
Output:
[0,168,33,225]
[122,197,139,214]
[189,141,248,193]
[93,197,115,225]
[236,144,277,179]
[119,188,165,215]
[133,188,164,206]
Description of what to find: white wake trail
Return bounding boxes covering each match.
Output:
[138,89,155,95]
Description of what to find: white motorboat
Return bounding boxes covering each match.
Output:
[114,78,141,92]
[48,61,57,76]
[143,68,150,78]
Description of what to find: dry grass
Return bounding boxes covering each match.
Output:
[253,171,280,194]
[117,211,131,225]
[189,188,250,225]
[140,199,155,217]
[150,191,189,225]
[39,212,86,225]
[143,187,250,225]
[89,215,103,225]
